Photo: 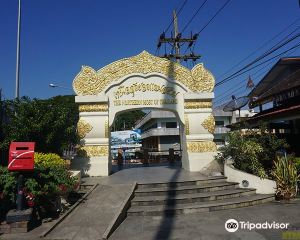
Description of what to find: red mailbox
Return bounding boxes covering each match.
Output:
[8,142,35,171]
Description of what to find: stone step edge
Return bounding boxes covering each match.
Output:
[137,176,227,189]
[128,195,274,214]
[135,182,239,194]
[132,188,256,204]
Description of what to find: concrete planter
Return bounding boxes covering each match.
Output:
[224,163,276,194]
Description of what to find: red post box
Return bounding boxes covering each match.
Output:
[8,142,35,171]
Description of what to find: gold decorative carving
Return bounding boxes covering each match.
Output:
[77,145,109,157]
[79,104,108,112]
[184,114,190,135]
[105,120,109,138]
[191,64,215,92]
[187,141,217,152]
[201,114,215,134]
[184,100,212,109]
[77,119,93,139]
[73,51,214,95]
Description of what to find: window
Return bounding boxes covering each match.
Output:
[166,122,177,128]
[215,121,224,126]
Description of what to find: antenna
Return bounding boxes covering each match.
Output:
[223,95,249,119]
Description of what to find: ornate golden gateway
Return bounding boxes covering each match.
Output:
[73,51,214,95]
[201,114,215,134]
[187,141,217,152]
[77,119,93,139]
[77,145,109,157]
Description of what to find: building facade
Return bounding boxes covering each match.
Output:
[134,110,181,151]
[213,108,256,147]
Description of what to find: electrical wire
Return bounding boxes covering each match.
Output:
[214,60,276,103]
[181,0,208,34]
[216,16,300,79]
[183,0,231,55]
[214,43,300,105]
[197,0,231,35]
[215,32,300,87]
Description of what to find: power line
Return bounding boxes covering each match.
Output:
[183,0,231,54]
[216,16,300,79]
[214,60,276,103]
[215,31,300,87]
[214,73,265,105]
[181,0,208,34]
[214,25,300,102]
[214,42,300,106]
[197,0,231,35]
[216,41,300,88]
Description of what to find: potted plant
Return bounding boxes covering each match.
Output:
[271,155,299,201]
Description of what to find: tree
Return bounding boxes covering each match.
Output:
[111,110,146,131]
[0,95,79,156]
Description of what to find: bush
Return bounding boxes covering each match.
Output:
[0,167,17,202]
[23,153,78,206]
[246,125,288,175]
[215,131,267,178]
[215,125,288,178]
[34,152,65,168]
[0,167,17,220]
[0,153,78,215]
[292,157,300,174]
[271,155,299,200]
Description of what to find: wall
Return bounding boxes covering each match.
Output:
[224,163,276,194]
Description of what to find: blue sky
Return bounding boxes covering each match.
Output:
[0,0,300,105]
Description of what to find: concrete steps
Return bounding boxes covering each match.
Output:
[132,188,257,206]
[134,181,239,197]
[127,177,274,216]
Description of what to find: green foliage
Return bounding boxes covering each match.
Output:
[111,110,146,131]
[0,95,79,155]
[292,157,300,174]
[246,125,288,175]
[24,164,77,201]
[271,155,299,199]
[0,167,17,202]
[215,131,267,178]
[24,154,77,204]
[215,125,287,178]
[0,153,77,211]
[34,152,65,168]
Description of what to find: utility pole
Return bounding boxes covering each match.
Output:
[157,10,201,64]
[173,10,180,64]
[15,0,21,99]
[0,88,3,135]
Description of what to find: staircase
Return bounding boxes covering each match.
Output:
[127,176,274,216]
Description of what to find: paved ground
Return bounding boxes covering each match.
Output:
[1,165,300,240]
[46,183,132,240]
[110,200,300,240]
[84,163,210,185]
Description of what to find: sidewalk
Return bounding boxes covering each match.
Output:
[110,199,300,240]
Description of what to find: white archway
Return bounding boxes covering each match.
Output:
[72,51,217,176]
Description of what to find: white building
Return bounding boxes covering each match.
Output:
[134,110,181,151]
[213,107,256,147]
